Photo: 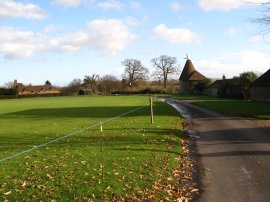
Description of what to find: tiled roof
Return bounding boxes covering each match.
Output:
[252,69,270,87]
[16,82,61,94]
[208,79,230,89]
[179,59,195,81]
[179,59,206,81]
[189,70,206,81]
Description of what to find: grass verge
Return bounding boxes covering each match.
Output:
[169,94,270,119]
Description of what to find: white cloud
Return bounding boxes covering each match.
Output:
[0,0,46,19]
[0,27,47,59]
[58,19,136,55]
[198,0,269,11]
[114,67,124,76]
[249,35,265,42]
[43,25,61,33]
[96,0,123,10]
[125,16,140,26]
[198,51,270,78]
[153,24,200,44]
[52,0,82,7]
[129,1,141,9]
[170,2,183,11]
[226,27,238,36]
[0,19,136,59]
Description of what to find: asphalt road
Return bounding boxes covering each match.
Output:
[166,99,270,202]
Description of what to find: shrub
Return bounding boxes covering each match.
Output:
[0,88,17,95]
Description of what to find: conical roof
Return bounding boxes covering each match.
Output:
[252,69,270,87]
[188,70,206,81]
[180,59,199,81]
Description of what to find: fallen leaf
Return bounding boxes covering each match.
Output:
[4,191,11,195]
[191,189,199,192]
[21,181,27,188]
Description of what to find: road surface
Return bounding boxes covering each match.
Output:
[166,99,270,202]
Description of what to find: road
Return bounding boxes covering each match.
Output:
[166,99,270,202]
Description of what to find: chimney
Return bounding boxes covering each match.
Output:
[14,80,17,88]
[222,74,226,80]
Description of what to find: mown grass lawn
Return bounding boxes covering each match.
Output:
[0,95,184,201]
[170,94,270,119]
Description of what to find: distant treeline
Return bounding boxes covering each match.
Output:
[0,88,18,99]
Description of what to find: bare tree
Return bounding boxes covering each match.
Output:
[4,81,14,88]
[151,55,178,88]
[83,74,100,94]
[99,74,120,95]
[122,59,149,86]
[252,3,270,34]
[66,78,82,95]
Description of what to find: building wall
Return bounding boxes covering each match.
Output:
[251,87,270,102]
[203,88,218,97]
[179,81,189,94]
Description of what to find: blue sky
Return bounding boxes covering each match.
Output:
[1,0,270,86]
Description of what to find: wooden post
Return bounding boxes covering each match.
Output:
[100,123,104,181]
[150,96,154,124]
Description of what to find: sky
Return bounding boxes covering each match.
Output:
[1,0,270,86]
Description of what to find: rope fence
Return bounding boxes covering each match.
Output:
[0,105,147,163]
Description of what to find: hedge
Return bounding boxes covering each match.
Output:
[0,88,17,95]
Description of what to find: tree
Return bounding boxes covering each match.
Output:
[99,75,120,95]
[66,78,82,95]
[83,74,100,94]
[45,80,52,86]
[252,3,270,33]
[151,55,178,88]
[239,71,258,99]
[121,59,149,86]
[4,81,14,89]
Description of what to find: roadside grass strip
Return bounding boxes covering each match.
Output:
[170,94,270,119]
[0,96,184,201]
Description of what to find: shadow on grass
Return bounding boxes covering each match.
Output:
[0,128,182,147]
[5,102,178,118]
[169,94,223,101]
[193,100,270,119]
[168,94,270,118]
[0,128,183,159]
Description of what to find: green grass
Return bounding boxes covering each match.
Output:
[0,95,183,201]
[170,94,270,119]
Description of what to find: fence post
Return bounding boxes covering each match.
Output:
[150,96,154,124]
[100,123,104,181]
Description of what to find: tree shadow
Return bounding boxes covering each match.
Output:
[0,127,183,152]
[192,100,270,119]
[5,102,178,118]
[197,127,270,143]
[194,127,270,158]
[198,150,270,158]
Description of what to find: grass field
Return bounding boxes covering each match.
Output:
[0,95,184,201]
[170,94,270,119]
